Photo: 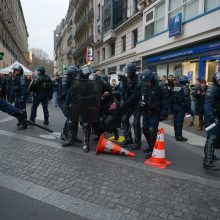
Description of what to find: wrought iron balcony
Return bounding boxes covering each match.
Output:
[74,16,89,39]
[72,35,94,59]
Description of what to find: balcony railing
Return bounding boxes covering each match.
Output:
[74,16,89,39]
[72,35,94,59]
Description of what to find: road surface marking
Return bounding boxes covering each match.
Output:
[160,122,206,147]
[0,130,219,188]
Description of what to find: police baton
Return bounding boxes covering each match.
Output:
[205,123,217,132]
[205,119,219,132]
[27,120,54,133]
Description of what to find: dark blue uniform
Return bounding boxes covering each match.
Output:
[141,82,168,156]
[0,99,18,114]
[0,99,26,124]
[203,77,220,170]
[172,77,191,141]
[120,75,141,148]
[6,74,13,103]
[29,71,53,124]
[11,74,28,129]
[60,67,82,146]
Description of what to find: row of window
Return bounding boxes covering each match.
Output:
[144,0,220,40]
[96,28,138,63]
[101,60,141,75]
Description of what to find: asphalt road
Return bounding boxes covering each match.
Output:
[0,102,220,220]
[0,103,219,180]
[0,186,87,220]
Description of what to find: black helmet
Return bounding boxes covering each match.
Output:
[67,66,79,77]
[12,64,23,75]
[179,75,189,84]
[101,74,108,82]
[36,66,45,75]
[80,65,91,79]
[124,63,136,77]
[141,69,155,82]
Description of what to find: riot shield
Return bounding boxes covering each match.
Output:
[71,79,103,122]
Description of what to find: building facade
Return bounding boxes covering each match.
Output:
[0,0,29,68]
[94,0,143,74]
[55,0,220,81]
[54,0,95,74]
[137,0,220,84]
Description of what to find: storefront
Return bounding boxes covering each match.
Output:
[142,40,220,84]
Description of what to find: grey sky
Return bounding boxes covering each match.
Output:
[21,0,69,59]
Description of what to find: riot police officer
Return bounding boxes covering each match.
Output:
[120,63,141,150]
[203,72,220,171]
[100,74,119,140]
[64,65,111,152]
[172,76,191,141]
[29,66,53,125]
[11,64,28,129]
[61,66,82,147]
[139,69,168,158]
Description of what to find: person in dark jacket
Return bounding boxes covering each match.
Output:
[119,63,141,150]
[203,72,220,171]
[139,70,168,158]
[194,80,207,130]
[172,76,192,141]
[0,74,7,100]
[11,64,28,129]
[29,66,53,125]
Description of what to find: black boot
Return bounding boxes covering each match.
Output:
[113,128,119,140]
[204,135,217,169]
[203,163,220,171]
[176,136,188,141]
[43,120,49,125]
[131,144,141,150]
[62,140,73,147]
[213,155,220,161]
[121,138,133,146]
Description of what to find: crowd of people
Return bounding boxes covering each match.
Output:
[0,63,219,171]
[158,74,208,131]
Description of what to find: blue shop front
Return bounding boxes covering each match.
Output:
[142,40,220,84]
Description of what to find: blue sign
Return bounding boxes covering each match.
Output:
[146,41,220,64]
[169,13,182,37]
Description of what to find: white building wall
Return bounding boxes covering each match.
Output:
[95,20,142,72]
[137,2,220,57]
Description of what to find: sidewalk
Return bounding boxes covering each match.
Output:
[0,132,220,220]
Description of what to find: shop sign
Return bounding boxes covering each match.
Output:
[0,52,4,60]
[169,13,182,37]
[146,41,220,64]
[86,47,93,64]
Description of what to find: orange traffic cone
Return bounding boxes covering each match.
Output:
[96,134,135,157]
[144,128,171,169]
